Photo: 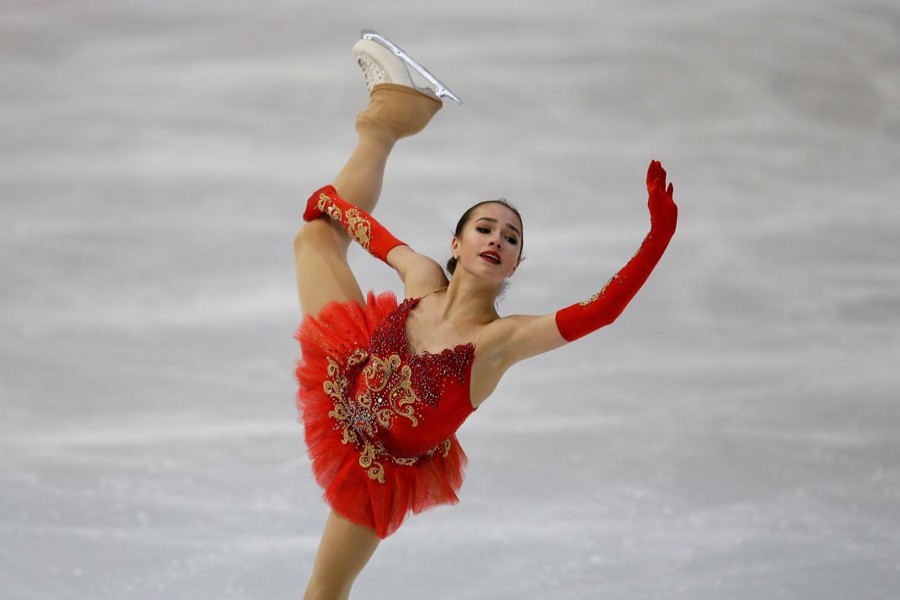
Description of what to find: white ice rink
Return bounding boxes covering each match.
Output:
[2,1,899,598]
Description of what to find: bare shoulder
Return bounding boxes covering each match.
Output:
[477,312,568,368]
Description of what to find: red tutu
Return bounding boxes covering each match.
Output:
[294,291,471,538]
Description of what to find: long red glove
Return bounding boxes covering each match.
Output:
[555,160,678,342]
[303,185,407,263]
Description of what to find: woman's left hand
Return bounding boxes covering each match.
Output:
[646,160,678,233]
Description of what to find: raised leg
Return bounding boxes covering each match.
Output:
[303,511,381,600]
[294,84,442,317]
[296,35,452,598]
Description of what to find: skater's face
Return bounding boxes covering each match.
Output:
[451,203,523,281]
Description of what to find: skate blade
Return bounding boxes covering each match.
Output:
[361,29,462,105]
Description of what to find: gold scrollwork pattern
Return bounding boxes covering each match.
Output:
[343,208,372,251]
[393,438,453,466]
[360,355,419,429]
[323,348,451,484]
[315,192,372,252]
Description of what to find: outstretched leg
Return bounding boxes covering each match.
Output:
[294,83,442,317]
[303,511,381,600]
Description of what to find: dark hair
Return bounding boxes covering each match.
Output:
[446,198,524,275]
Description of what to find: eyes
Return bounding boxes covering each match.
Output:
[475,226,519,246]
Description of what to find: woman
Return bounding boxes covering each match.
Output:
[293,31,678,600]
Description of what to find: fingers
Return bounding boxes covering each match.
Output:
[667,182,674,198]
[647,160,667,192]
[646,160,659,188]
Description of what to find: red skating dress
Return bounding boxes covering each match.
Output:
[294,291,477,538]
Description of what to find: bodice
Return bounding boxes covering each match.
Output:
[326,297,477,460]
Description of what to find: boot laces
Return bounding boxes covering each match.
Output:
[356,53,387,91]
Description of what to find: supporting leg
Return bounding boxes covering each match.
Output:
[303,511,381,600]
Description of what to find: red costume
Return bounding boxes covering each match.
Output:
[295,160,677,537]
[295,293,475,538]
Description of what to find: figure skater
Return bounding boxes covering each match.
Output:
[293,30,678,600]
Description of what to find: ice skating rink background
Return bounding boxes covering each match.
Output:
[2,1,899,598]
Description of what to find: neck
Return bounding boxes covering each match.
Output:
[440,271,501,324]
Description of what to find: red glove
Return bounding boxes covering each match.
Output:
[555,160,678,342]
[303,185,407,263]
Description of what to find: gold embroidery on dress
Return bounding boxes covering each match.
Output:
[323,349,452,484]
[358,443,386,484]
[346,348,368,367]
[359,355,419,428]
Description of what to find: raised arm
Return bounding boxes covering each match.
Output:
[303,185,448,294]
[555,160,677,341]
[487,161,678,368]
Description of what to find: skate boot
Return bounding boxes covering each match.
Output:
[353,30,461,104]
[352,31,457,144]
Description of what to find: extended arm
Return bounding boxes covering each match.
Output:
[483,161,678,373]
[555,160,677,341]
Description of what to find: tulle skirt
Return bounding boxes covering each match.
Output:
[294,291,468,538]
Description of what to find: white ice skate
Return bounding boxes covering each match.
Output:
[353,29,462,105]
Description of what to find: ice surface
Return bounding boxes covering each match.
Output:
[2,1,899,598]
